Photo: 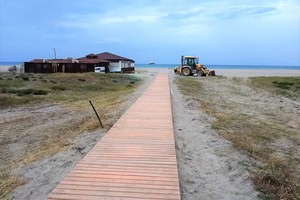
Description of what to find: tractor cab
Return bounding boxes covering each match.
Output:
[182,56,199,68]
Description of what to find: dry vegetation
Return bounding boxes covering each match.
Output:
[175,76,300,200]
[0,72,141,199]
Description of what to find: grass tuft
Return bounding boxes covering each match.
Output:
[51,85,66,91]
[251,77,300,100]
[0,170,26,199]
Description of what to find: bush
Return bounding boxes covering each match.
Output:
[2,88,47,96]
[127,76,140,84]
[1,88,8,93]
[51,86,66,91]
[15,89,35,96]
[272,81,294,90]
[33,90,47,95]
[22,76,29,81]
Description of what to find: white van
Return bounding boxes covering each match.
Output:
[94,66,105,73]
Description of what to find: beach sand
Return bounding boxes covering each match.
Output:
[0,66,11,72]
[136,67,300,77]
[215,69,300,77]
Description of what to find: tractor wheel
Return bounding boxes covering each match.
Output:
[182,67,191,76]
[209,70,216,76]
[198,70,205,76]
[174,68,178,74]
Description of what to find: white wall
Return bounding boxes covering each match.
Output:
[108,61,135,72]
[109,61,121,72]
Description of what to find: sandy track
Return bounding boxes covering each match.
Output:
[169,72,259,200]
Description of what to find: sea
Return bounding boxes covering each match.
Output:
[0,62,300,70]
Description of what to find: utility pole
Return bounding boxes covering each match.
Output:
[53,48,57,73]
[53,48,57,59]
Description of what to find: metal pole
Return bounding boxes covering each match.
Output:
[89,100,104,128]
[53,48,56,59]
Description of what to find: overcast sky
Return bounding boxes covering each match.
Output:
[0,0,299,65]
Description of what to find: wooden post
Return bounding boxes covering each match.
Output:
[89,100,104,128]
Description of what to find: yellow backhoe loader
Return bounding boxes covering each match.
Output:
[174,55,215,76]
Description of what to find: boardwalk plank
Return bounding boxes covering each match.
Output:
[47,75,181,200]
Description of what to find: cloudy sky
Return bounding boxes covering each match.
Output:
[0,0,299,65]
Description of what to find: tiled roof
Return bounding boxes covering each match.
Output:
[29,58,108,64]
[96,52,135,62]
[77,58,109,63]
[28,52,134,63]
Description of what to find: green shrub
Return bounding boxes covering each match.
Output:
[22,76,29,81]
[2,88,47,96]
[51,85,66,91]
[15,89,35,96]
[1,88,8,93]
[33,90,47,95]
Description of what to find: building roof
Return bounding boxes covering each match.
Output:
[96,52,135,62]
[77,57,109,63]
[29,58,108,64]
[28,52,134,64]
[29,59,73,63]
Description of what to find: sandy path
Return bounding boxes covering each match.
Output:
[0,66,10,72]
[169,71,259,200]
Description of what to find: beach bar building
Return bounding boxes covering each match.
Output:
[96,52,135,73]
[24,52,135,73]
[24,58,109,73]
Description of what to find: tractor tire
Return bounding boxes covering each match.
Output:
[208,70,216,76]
[182,67,191,76]
[198,70,205,76]
[174,68,178,74]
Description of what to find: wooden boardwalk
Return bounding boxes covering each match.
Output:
[48,74,181,200]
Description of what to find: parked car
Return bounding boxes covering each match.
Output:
[94,66,105,73]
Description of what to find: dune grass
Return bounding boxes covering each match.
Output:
[0,171,26,200]
[0,72,141,199]
[175,76,300,200]
[0,73,140,108]
[250,76,300,100]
